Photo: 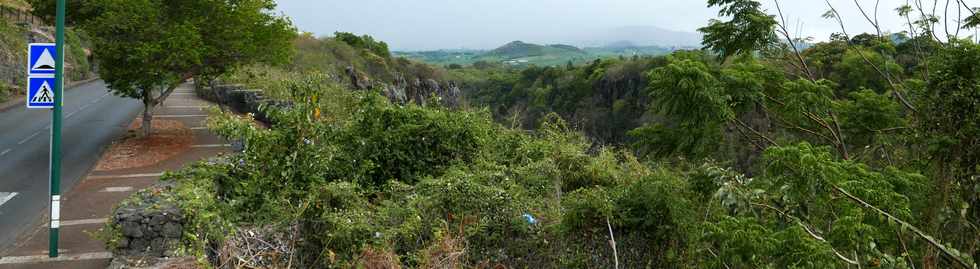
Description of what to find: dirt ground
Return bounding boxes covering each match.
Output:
[95,118,193,171]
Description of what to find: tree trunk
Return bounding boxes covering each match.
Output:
[142,97,153,137]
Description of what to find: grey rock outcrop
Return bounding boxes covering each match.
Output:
[379,75,462,108]
[196,83,289,125]
[110,185,185,257]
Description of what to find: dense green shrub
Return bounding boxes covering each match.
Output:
[338,97,494,187]
[190,74,728,268]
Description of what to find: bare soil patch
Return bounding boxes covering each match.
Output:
[95,119,193,171]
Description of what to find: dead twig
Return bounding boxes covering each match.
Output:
[606,216,620,269]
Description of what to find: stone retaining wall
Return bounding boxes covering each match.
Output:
[195,83,285,125]
[110,185,185,257]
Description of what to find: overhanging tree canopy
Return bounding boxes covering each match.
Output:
[80,0,295,135]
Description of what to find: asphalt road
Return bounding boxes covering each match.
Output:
[0,80,141,251]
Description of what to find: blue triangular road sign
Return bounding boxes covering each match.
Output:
[27,77,56,109]
[28,43,57,76]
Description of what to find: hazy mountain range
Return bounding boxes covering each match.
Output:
[393,25,702,52]
[565,25,703,48]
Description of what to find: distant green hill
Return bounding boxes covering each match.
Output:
[395,40,675,67]
[485,41,586,59]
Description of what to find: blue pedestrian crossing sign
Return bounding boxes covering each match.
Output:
[28,43,57,77]
[27,77,56,109]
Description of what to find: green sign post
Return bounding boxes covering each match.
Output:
[49,0,65,258]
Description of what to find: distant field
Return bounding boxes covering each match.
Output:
[395,44,677,67]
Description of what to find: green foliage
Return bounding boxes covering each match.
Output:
[459,56,665,144]
[831,49,902,93]
[81,0,295,104]
[705,216,844,269]
[27,0,94,25]
[630,55,733,158]
[285,33,446,83]
[647,58,732,123]
[0,19,92,102]
[161,163,236,260]
[916,41,980,255]
[776,79,836,127]
[334,31,391,59]
[131,2,980,266]
[338,95,494,187]
[963,8,980,29]
[0,19,26,102]
[699,0,778,59]
[97,161,235,265]
[919,40,980,172]
[64,28,93,81]
[192,72,721,267]
[837,89,906,146]
[718,56,777,113]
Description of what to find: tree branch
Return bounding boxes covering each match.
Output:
[830,184,976,269]
[773,0,816,81]
[151,73,195,108]
[733,117,779,147]
[825,0,920,113]
[751,202,860,265]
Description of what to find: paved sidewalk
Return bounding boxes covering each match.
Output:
[0,84,229,269]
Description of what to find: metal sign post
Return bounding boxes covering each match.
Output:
[49,0,66,258]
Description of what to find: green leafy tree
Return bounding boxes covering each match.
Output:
[27,0,94,25]
[917,40,980,260]
[699,0,778,59]
[831,49,903,93]
[334,32,391,59]
[629,56,733,158]
[81,0,295,136]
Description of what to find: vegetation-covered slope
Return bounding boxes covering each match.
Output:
[100,0,980,268]
[0,0,29,10]
[485,41,585,59]
[0,2,93,103]
[0,19,26,102]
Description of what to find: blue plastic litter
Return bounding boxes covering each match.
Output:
[523,213,537,224]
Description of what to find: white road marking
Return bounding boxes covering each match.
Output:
[0,252,112,264]
[65,111,77,119]
[52,218,107,227]
[100,186,134,192]
[0,149,11,156]
[190,127,208,130]
[167,105,208,109]
[191,144,231,148]
[154,114,208,118]
[17,132,41,145]
[0,192,18,207]
[40,249,67,255]
[87,172,164,179]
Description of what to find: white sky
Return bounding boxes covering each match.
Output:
[275,0,980,50]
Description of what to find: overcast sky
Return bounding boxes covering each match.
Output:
[275,0,980,51]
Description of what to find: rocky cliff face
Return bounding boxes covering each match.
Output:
[345,65,462,108]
